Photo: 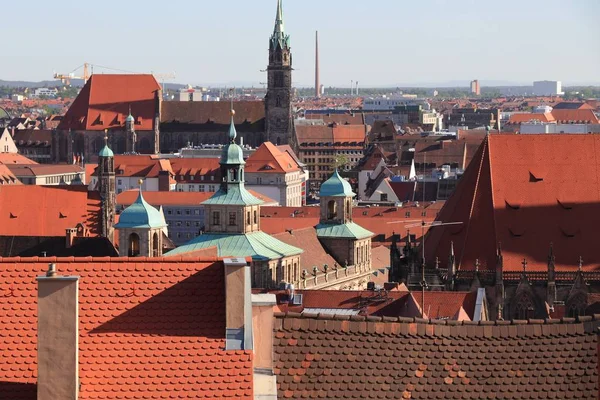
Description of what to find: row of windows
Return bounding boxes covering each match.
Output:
[178,185,217,192]
[44,174,81,184]
[212,210,258,226]
[166,209,202,216]
[171,221,202,227]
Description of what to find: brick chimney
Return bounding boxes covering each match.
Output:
[158,170,171,191]
[37,263,79,400]
[223,257,253,350]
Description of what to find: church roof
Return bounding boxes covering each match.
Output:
[319,169,355,197]
[166,231,302,261]
[115,187,167,229]
[316,222,373,240]
[245,142,300,173]
[426,134,600,272]
[58,74,160,131]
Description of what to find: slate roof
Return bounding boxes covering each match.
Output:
[425,134,600,272]
[0,257,254,399]
[58,74,161,131]
[273,313,599,399]
[316,222,373,240]
[166,231,303,261]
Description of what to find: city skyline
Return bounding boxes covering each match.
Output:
[1,0,599,87]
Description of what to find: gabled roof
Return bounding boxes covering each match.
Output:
[552,102,593,110]
[0,185,100,236]
[0,257,254,399]
[245,142,300,173]
[166,231,303,261]
[58,74,161,131]
[426,134,600,272]
[273,313,599,399]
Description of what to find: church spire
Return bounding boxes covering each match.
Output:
[270,0,290,49]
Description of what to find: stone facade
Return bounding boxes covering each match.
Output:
[117,227,163,257]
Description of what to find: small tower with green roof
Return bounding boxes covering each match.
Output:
[97,134,116,241]
[317,170,373,273]
[115,180,167,257]
[125,106,137,153]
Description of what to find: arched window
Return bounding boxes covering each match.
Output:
[253,210,258,224]
[152,232,159,257]
[327,200,337,220]
[293,262,298,283]
[567,293,587,318]
[513,294,535,320]
[346,200,351,220]
[247,211,251,225]
[128,233,140,257]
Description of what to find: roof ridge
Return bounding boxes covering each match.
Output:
[274,311,600,328]
[0,256,223,263]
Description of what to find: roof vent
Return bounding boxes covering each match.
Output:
[292,294,303,306]
[505,200,520,210]
[557,199,573,210]
[529,172,543,182]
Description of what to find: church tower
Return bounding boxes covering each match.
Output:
[97,135,116,241]
[265,0,293,146]
[125,107,136,153]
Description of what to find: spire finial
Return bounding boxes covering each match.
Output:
[522,258,528,274]
[578,256,583,272]
[475,259,480,272]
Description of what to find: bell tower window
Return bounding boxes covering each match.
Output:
[327,200,337,220]
[128,233,140,257]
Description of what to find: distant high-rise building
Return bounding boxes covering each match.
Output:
[265,0,294,146]
[315,31,320,99]
[470,80,480,96]
[533,80,564,96]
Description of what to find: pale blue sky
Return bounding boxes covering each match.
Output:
[2,0,599,87]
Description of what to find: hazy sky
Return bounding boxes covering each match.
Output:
[2,0,599,87]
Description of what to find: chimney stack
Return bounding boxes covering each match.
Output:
[37,263,79,400]
[315,31,320,99]
[224,257,253,350]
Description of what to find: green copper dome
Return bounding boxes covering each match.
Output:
[220,113,245,165]
[320,169,355,197]
[126,113,135,123]
[99,144,114,157]
[115,187,167,229]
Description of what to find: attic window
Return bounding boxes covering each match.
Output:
[508,228,524,237]
[529,172,543,182]
[9,212,17,219]
[557,199,573,210]
[59,212,67,218]
[505,200,521,210]
[560,227,577,238]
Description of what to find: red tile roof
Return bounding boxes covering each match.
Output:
[273,313,599,399]
[305,112,365,125]
[58,74,161,131]
[0,257,253,399]
[245,142,300,174]
[0,185,100,236]
[507,113,555,124]
[273,227,337,269]
[551,109,599,124]
[0,153,38,165]
[295,124,366,144]
[0,164,20,185]
[426,134,600,272]
[161,101,264,126]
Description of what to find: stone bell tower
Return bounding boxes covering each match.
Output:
[265,0,293,146]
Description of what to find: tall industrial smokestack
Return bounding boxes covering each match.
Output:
[315,31,320,98]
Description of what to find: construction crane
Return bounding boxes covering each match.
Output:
[152,72,176,93]
[53,63,90,85]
